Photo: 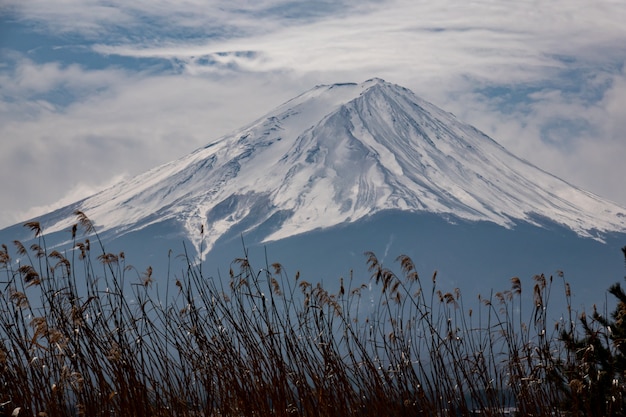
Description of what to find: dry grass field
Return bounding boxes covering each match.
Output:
[0,213,624,416]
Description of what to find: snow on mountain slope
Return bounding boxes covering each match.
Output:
[35,78,626,258]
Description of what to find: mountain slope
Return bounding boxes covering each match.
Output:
[15,78,626,259]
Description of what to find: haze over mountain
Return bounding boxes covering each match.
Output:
[1,78,625,312]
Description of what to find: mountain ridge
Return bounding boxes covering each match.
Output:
[4,78,625,260]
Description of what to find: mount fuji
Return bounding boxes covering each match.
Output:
[2,78,625,312]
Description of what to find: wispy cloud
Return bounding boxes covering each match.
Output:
[2,0,371,41]
[1,0,626,228]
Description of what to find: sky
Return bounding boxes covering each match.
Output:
[1,0,626,230]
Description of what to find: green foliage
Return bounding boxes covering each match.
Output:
[559,246,626,416]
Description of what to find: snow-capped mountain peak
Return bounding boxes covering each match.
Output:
[36,79,626,258]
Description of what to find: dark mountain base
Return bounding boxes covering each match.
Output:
[3,210,623,318]
[92,210,625,318]
[244,211,624,315]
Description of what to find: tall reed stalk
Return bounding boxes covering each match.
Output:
[0,212,621,416]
